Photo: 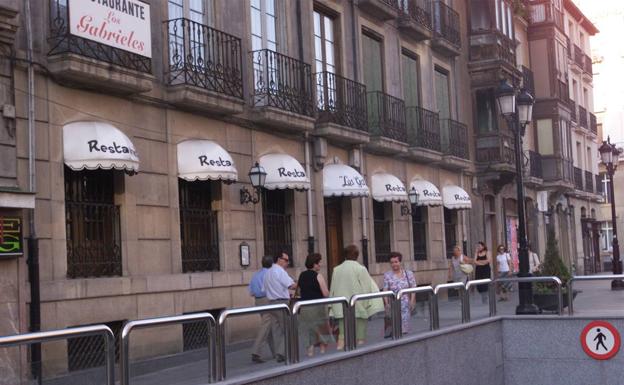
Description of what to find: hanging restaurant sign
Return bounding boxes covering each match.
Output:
[69,0,152,58]
[0,216,23,258]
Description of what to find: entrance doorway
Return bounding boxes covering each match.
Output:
[324,198,344,284]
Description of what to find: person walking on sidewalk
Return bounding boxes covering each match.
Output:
[448,246,473,284]
[263,251,297,362]
[382,252,417,335]
[495,245,513,301]
[249,255,275,363]
[474,242,492,304]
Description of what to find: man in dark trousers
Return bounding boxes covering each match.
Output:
[248,255,275,363]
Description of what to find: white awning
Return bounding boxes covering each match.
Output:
[177,140,238,182]
[410,179,443,206]
[63,121,139,173]
[259,153,310,190]
[442,185,472,210]
[323,163,369,197]
[371,173,407,202]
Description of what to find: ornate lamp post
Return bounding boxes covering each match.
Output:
[240,162,267,204]
[496,79,539,314]
[598,137,624,290]
[400,187,420,216]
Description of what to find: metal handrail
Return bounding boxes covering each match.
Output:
[395,286,435,333]
[290,297,350,362]
[432,282,467,328]
[464,279,495,320]
[216,303,290,380]
[495,276,564,315]
[0,325,115,385]
[120,313,217,385]
[567,275,624,315]
[349,291,397,347]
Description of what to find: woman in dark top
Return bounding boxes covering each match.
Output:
[474,241,492,303]
[297,253,332,357]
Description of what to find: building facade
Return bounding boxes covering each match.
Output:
[0,0,600,381]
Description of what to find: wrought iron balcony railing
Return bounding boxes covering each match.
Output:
[589,112,597,134]
[432,1,461,47]
[573,166,583,191]
[578,105,588,128]
[399,0,432,30]
[475,134,515,165]
[367,91,407,142]
[574,44,584,68]
[522,66,534,95]
[528,150,543,179]
[48,0,151,73]
[585,170,594,193]
[165,18,243,99]
[441,119,468,159]
[584,55,593,75]
[406,106,441,152]
[251,49,314,117]
[556,80,570,105]
[570,102,577,123]
[315,71,368,131]
[566,37,572,59]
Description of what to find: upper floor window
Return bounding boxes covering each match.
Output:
[168,0,212,25]
[314,9,337,74]
[251,0,278,51]
[601,221,613,251]
[476,88,498,133]
[361,31,384,92]
[434,67,451,120]
[402,50,420,107]
[494,0,513,39]
[600,172,612,204]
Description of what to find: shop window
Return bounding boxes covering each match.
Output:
[182,308,223,351]
[373,201,391,262]
[444,208,457,259]
[67,320,123,372]
[412,206,427,261]
[262,189,293,265]
[179,180,220,272]
[65,167,122,278]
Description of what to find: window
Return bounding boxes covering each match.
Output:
[67,320,123,371]
[167,0,212,66]
[251,0,277,52]
[444,208,457,259]
[476,88,498,133]
[536,119,554,155]
[65,167,122,278]
[402,50,420,107]
[470,0,491,32]
[179,180,220,272]
[361,31,384,92]
[262,189,293,265]
[434,67,451,120]
[600,172,612,204]
[182,308,223,351]
[314,9,338,111]
[601,221,613,251]
[412,206,427,261]
[373,201,391,262]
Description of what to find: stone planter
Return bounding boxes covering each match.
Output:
[533,290,579,313]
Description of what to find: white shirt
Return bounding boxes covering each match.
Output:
[263,264,294,300]
[529,252,540,273]
[497,253,511,273]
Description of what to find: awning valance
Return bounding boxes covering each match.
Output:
[442,185,472,210]
[63,121,139,173]
[371,173,407,202]
[323,163,369,197]
[410,179,443,206]
[259,153,310,190]
[177,140,238,182]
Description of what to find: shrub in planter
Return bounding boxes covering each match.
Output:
[533,230,575,311]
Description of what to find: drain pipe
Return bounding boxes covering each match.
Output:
[24,0,41,383]
[304,133,314,254]
[360,146,369,268]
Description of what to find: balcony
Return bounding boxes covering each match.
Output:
[528,150,543,178]
[573,166,584,191]
[314,72,370,145]
[570,102,577,124]
[356,0,400,21]
[555,80,570,105]
[47,0,153,93]
[541,157,574,188]
[529,1,564,31]
[572,44,584,72]
[164,18,244,115]
[431,1,461,57]
[469,32,516,73]
[589,112,598,135]
[250,49,315,132]
[441,119,470,169]
[583,55,593,77]
[398,0,432,41]
[405,106,442,162]
[578,105,588,129]
[366,92,408,154]
[585,170,594,193]
[475,133,515,171]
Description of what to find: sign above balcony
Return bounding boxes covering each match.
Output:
[442,185,472,210]
[63,121,139,174]
[69,0,152,58]
[323,163,369,198]
[259,153,310,191]
[177,140,238,183]
[410,180,443,207]
[371,173,407,202]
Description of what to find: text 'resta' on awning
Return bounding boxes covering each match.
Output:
[409,179,443,206]
[323,163,369,197]
[177,140,238,183]
[371,173,407,202]
[63,121,139,174]
[258,153,310,190]
[442,185,472,210]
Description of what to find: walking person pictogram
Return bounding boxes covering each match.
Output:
[594,328,608,351]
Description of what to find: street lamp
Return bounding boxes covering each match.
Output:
[400,187,420,216]
[598,137,624,290]
[496,79,539,315]
[240,162,267,204]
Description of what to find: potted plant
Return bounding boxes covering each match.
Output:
[532,229,577,312]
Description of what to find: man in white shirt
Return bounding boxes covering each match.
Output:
[528,244,541,274]
[263,252,296,362]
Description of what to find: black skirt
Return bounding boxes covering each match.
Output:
[475,264,491,293]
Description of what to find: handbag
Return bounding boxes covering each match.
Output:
[403,270,418,316]
[460,263,474,274]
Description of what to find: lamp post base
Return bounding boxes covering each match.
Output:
[611,279,624,291]
[515,303,540,315]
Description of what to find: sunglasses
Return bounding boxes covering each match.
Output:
[280,256,290,262]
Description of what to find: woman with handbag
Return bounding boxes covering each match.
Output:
[382,252,417,335]
[448,246,474,284]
